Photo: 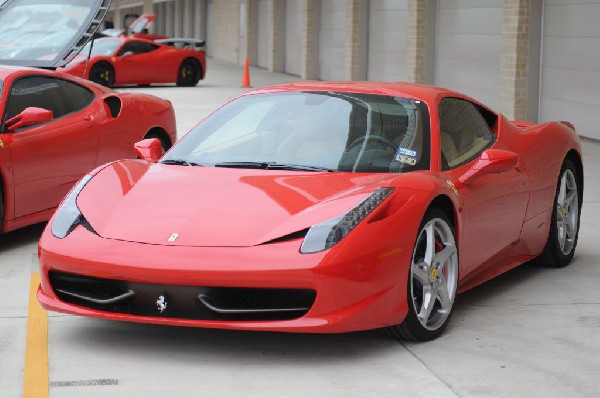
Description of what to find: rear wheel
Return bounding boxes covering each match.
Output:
[383,208,458,341]
[537,159,581,267]
[89,62,115,87]
[177,59,201,87]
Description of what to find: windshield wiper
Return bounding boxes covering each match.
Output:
[266,163,336,172]
[213,161,336,172]
[214,161,270,169]
[160,159,203,166]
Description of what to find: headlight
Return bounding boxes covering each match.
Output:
[300,188,394,254]
[51,174,94,239]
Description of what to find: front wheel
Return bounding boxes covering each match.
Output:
[383,208,459,341]
[537,159,581,267]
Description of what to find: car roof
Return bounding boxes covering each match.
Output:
[250,81,489,110]
[0,0,110,69]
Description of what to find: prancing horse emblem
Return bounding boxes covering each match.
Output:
[156,295,167,313]
[168,233,179,242]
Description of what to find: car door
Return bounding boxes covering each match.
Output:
[439,97,530,279]
[114,41,160,83]
[2,75,98,218]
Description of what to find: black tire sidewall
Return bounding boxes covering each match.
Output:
[177,59,201,86]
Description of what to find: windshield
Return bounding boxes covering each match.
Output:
[164,92,430,173]
[0,0,107,67]
[81,38,121,57]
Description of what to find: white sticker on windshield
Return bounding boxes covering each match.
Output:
[395,154,417,165]
[396,147,417,158]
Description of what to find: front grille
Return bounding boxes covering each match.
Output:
[49,271,316,321]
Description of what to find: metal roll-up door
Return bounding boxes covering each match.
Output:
[539,0,600,139]
[319,0,346,81]
[367,0,408,82]
[434,0,503,110]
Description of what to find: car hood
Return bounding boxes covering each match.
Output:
[77,160,406,247]
[0,0,110,68]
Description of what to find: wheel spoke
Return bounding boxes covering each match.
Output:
[434,244,456,268]
[564,190,577,208]
[417,286,435,323]
[558,174,567,204]
[424,222,435,266]
[437,280,452,313]
[412,263,430,286]
[565,216,575,240]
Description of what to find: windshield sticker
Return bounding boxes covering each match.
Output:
[396,147,417,158]
[396,154,417,165]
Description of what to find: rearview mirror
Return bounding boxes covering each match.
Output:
[5,107,53,132]
[134,138,162,162]
[459,149,519,186]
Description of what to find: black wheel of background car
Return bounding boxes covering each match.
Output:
[537,159,581,268]
[177,58,201,87]
[144,131,171,154]
[89,62,115,87]
[382,207,459,341]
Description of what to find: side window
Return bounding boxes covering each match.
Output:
[3,76,70,125]
[439,98,495,170]
[117,42,156,56]
[57,79,94,113]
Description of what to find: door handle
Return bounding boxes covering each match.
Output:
[83,114,94,122]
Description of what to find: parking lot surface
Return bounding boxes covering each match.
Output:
[1,59,599,397]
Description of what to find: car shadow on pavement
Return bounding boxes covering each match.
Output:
[0,223,46,252]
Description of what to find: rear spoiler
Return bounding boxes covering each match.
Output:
[156,38,205,50]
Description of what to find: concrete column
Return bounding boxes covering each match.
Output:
[301,0,319,79]
[241,0,254,64]
[142,0,153,14]
[345,0,367,80]
[195,0,206,39]
[174,0,183,37]
[268,0,285,72]
[113,5,122,29]
[184,0,194,38]
[406,0,427,84]
[165,1,174,38]
[499,0,532,121]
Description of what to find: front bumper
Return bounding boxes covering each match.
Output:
[38,226,411,333]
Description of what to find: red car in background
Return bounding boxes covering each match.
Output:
[0,0,177,234]
[61,37,206,87]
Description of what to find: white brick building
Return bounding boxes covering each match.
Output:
[108,0,600,141]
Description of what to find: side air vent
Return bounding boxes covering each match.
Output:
[104,96,122,118]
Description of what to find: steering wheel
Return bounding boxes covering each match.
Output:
[347,135,398,153]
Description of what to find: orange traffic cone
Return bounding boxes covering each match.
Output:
[241,57,252,88]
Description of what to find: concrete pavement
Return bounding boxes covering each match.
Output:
[1,58,599,397]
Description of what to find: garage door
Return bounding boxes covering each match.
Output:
[539,0,600,140]
[255,0,269,68]
[367,0,408,82]
[319,0,346,81]
[284,0,302,76]
[434,0,503,110]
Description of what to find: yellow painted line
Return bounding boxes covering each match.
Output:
[23,273,48,398]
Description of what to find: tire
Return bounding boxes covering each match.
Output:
[382,207,459,341]
[536,159,581,267]
[176,58,201,87]
[144,132,171,154]
[89,62,115,87]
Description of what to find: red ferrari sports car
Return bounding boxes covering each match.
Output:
[0,0,176,234]
[60,36,206,87]
[38,82,583,341]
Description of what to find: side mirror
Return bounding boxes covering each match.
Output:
[459,149,519,186]
[5,107,53,132]
[134,138,162,162]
